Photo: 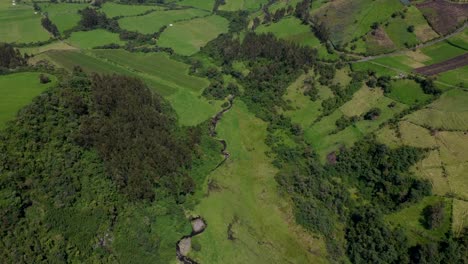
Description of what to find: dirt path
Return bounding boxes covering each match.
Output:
[176,96,234,264]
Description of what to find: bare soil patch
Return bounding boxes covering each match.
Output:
[414,53,468,75]
[417,0,468,35]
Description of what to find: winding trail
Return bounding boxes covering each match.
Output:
[176,96,235,264]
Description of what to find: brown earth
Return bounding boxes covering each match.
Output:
[417,0,468,35]
[414,53,468,75]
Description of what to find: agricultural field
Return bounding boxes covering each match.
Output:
[100,2,160,18]
[188,101,328,264]
[20,40,76,55]
[66,29,124,49]
[0,72,56,128]
[118,8,209,34]
[387,79,433,105]
[416,0,468,35]
[178,0,214,10]
[158,15,229,56]
[219,0,268,11]
[0,1,50,43]
[38,3,88,33]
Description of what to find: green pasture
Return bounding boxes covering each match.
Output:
[406,89,468,130]
[384,17,419,48]
[158,15,229,56]
[39,3,88,33]
[189,101,328,263]
[178,0,214,10]
[268,0,301,13]
[313,0,403,44]
[67,29,124,49]
[405,5,439,42]
[118,8,209,34]
[20,41,76,55]
[446,28,468,50]
[437,66,468,87]
[100,2,159,18]
[420,40,467,65]
[387,79,433,105]
[0,2,50,43]
[386,196,452,246]
[0,72,57,128]
[219,0,268,11]
[452,199,468,237]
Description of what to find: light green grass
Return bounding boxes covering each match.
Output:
[118,8,209,34]
[256,17,319,47]
[384,17,419,48]
[178,0,214,10]
[219,0,267,11]
[67,29,124,49]
[386,196,452,246]
[0,72,57,128]
[406,89,468,130]
[158,15,229,56]
[189,101,328,263]
[405,5,438,42]
[20,41,76,55]
[387,79,433,105]
[420,40,467,65]
[100,2,159,18]
[452,199,468,237]
[437,66,468,88]
[351,61,401,76]
[0,2,50,43]
[39,3,88,33]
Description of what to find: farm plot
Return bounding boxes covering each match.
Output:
[387,79,433,105]
[0,2,50,43]
[219,0,268,11]
[67,29,124,49]
[118,8,209,34]
[312,0,403,44]
[20,41,76,55]
[437,65,468,87]
[158,15,229,56]
[414,53,468,75]
[416,0,468,35]
[100,2,160,18]
[178,0,214,10]
[405,89,468,130]
[38,3,88,33]
[0,72,57,128]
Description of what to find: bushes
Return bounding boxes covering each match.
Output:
[0,43,26,69]
[41,16,60,37]
[422,201,445,230]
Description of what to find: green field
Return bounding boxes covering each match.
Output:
[118,8,209,34]
[437,66,468,87]
[0,72,57,128]
[420,40,467,65]
[43,49,219,126]
[387,79,433,105]
[384,17,419,48]
[100,2,159,18]
[67,29,124,49]
[386,196,452,245]
[158,15,229,56]
[189,101,328,263]
[219,0,267,11]
[0,1,50,43]
[313,0,403,44]
[178,0,214,10]
[20,41,76,55]
[39,3,88,33]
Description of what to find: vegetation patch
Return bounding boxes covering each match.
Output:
[178,0,214,10]
[0,72,56,128]
[387,79,433,105]
[100,2,159,18]
[219,0,268,11]
[118,8,209,34]
[158,15,229,56]
[416,0,468,35]
[38,3,88,33]
[67,29,124,49]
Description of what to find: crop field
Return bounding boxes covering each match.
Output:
[20,41,76,55]
[178,0,214,10]
[158,15,229,56]
[100,2,160,18]
[386,196,452,246]
[384,16,419,48]
[0,2,50,43]
[437,66,468,87]
[312,0,403,44]
[406,89,468,130]
[405,5,439,42]
[387,79,433,105]
[0,72,56,128]
[66,29,124,49]
[219,0,268,11]
[38,3,88,33]
[44,49,219,126]
[419,40,467,65]
[452,199,468,237]
[189,101,328,264]
[414,53,468,75]
[416,0,468,35]
[118,8,209,34]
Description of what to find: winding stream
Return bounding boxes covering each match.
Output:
[176,96,234,263]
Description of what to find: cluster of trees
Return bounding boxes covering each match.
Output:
[78,7,119,31]
[0,43,26,69]
[41,16,60,37]
[294,0,311,23]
